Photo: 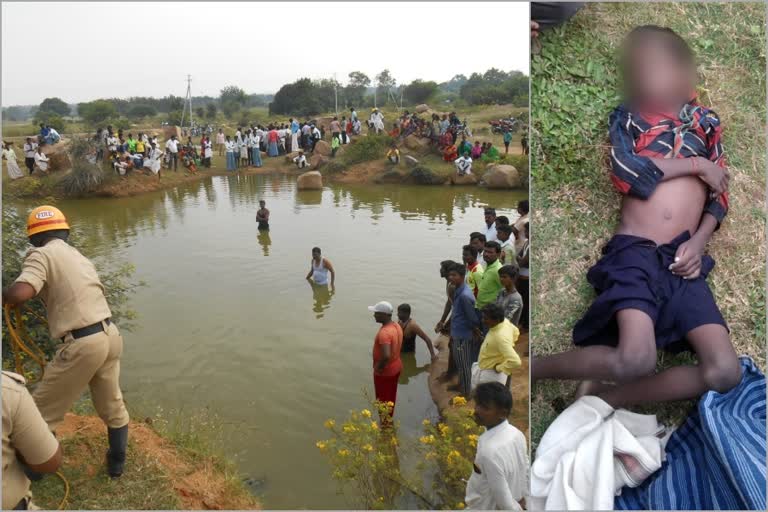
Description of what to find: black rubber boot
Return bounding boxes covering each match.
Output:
[106,425,128,478]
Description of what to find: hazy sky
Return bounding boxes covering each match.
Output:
[1,1,529,106]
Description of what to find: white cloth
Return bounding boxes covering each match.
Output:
[294,154,308,168]
[470,362,507,393]
[311,258,329,285]
[370,111,385,132]
[107,136,119,151]
[455,156,473,175]
[23,142,37,158]
[3,148,24,179]
[529,396,666,511]
[34,152,49,171]
[144,148,163,174]
[166,139,179,153]
[485,222,498,242]
[204,141,213,159]
[225,140,236,152]
[465,420,528,510]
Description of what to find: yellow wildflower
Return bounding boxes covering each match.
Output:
[389,436,398,447]
[456,502,466,509]
[438,424,451,437]
[362,444,374,452]
[452,396,468,406]
[324,419,336,429]
[386,401,395,407]
[422,418,432,426]
[316,441,327,451]
[419,435,436,445]
[338,449,350,457]
[361,409,372,418]
[371,421,379,430]
[468,434,479,447]
[343,425,358,434]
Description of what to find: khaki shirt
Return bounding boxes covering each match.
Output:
[2,372,59,509]
[15,239,112,339]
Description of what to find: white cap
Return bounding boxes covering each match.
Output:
[368,301,393,314]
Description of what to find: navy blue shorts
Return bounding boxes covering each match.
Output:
[573,231,727,353]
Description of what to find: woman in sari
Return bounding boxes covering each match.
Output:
[267,126,279,157]
[2,142,24,180]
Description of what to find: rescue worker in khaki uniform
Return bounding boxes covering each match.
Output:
[2,205,130,478]
[2,371,62,510]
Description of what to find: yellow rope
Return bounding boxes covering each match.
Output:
[3,305,47,382]
[55,471,70,510]
[3,305,69,509]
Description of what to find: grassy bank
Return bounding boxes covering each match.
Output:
[530,2,766,451]
[3,104,528,199]
[31,404,260,510]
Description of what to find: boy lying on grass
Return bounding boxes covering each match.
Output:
[532,25,741,407]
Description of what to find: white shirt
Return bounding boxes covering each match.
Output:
[293,154,308,167]
[225,140,235,152]
[23,142,37,158]
[455,156,472,174]
[48,128,59,138]
[34,152,49,171]
[485,222,498,243]
[465,420,527,510]
[166,139,179,153]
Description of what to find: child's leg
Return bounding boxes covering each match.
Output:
[532,309,657,382]
[596,324,740,408]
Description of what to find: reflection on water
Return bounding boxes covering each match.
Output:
[10,173,525,509]
[257,229,271,256]
[309,280,334,319]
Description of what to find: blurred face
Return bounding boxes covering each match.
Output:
[485,213,496,226]
[625,38,695,111]
[462,249,474,265]
[473,401,506,427]
[397,309,409,323]
[497,230,510,242]
[447,270,463,287]
[500,273,515,289]
[373,312,390,324]
[259,201,265,208]
[484,247,499,264]
[470,238,484,255]
[312,250,321,261]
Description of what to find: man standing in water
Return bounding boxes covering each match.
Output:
[397,304,437,361]
[256,200,270,231]
[305,247,336,292]
[2,206,130,479]
[369,301,403,423]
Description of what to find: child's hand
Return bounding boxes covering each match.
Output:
[698,158,730,195]
[669,239,704,279]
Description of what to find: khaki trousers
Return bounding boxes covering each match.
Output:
[33,321,129,431]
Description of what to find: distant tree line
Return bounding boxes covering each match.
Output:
[2,67,527,128]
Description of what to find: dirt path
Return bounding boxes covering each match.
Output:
[55,414,260,510]
[427,333,530,440]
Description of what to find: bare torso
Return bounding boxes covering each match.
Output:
[617,176,708,244]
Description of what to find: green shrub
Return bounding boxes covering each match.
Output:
[340,135,393,165]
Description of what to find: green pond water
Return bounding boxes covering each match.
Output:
[9,174,525,509]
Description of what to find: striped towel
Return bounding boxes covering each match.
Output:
[616,357,766,510]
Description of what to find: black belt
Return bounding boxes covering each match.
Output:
[63,319,111,342]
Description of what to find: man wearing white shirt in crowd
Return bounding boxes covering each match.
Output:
[483,207,498,242]
[107,133,119,158]
[455,155,473,176]
[293,150,308,169]
[23,137,37,175]
[33,146,50,173]
[465,382,527,511]
[165,135,179,171]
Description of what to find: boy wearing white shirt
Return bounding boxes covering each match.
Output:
[165,136,179,171]
[23,137,37,174]
[293,150,308,169]
[483,208,498,242]
[465,382,527,510]
[33,147,50,173]
[455,155,473,176]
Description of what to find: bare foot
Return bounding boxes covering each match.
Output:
[575,380,616,399]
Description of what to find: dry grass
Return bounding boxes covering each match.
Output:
[530,2,766,449]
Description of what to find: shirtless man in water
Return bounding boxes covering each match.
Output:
[397,304,437,362]
[256,200,270,231]
[532,25,741,408]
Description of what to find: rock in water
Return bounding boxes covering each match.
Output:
[450,173,479,186]
[408,166,447,185]
[313,140,332,157]
[482,164,521,189]
[376,170,404,184]
[404,155,419,167]
[310,154,328,170]
[414,104,430,114]
[296,170,323,190]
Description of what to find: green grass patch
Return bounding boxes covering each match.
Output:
[531,2,766,452]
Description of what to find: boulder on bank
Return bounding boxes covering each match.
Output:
[403,134,431,154]
[310,154,329,170]
[407,166,447,185]
[162,125,182,141]
[313,140,332,157]
[375,170,405,184]
[482,164,521,189]
[414,104,430,114]
[296,170,323,190]
[450,173,479,186]
[40,141,72,171]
